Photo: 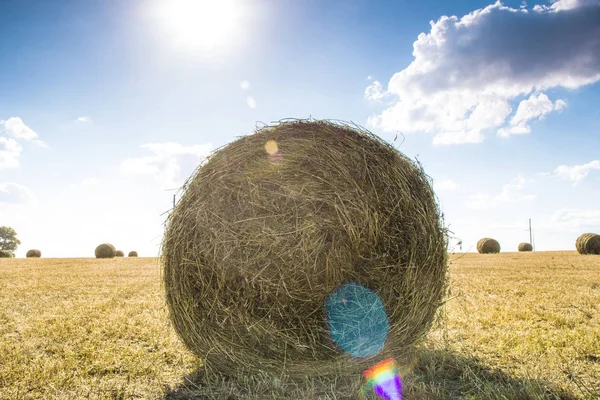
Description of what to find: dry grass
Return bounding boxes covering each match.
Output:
[1,251,599,399]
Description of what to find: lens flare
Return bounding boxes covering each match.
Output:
[363,358,403,400]
[265,140,278,155]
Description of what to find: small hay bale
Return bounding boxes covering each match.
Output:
[115,250,124,257]
[518,243,532,252]
[0,250,12,258]
[576,233,600,255]
[95,243,116,258]
[477,238,500,254]
[26,249,42,258]
[162,120,448,381]
[128,251,138,257]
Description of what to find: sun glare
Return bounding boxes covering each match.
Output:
[154,0,241,50]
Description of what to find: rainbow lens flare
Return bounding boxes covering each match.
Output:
[363,358,403,400]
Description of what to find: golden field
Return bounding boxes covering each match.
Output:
[0,252,598,399]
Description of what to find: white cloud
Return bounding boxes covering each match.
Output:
[367,76,373,80]
[467,174,536,208]
[367,0,600,144]
[0,117,46,147]
[76,116,92,123]
[240,81,250,90]
[554,160,600,183]
[122,142,212,189]
[434,179,458,191]
[0,137,22,169]
[498,93,566,137]
[246,96,257,109]
[0,183,36,205]
[543,208,600,232]
[364,81,386,102]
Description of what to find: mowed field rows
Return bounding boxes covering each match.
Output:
[0,252,599,399]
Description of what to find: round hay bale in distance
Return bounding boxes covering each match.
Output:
[128,251,138,257]
[518,242,532,252]
[477,238,501,254]
[26,249,42,258]
[95,243,116,258]
[0,250,12,258]
[162,120,448,379]
[576,233,600,255]
[115,250,124,257]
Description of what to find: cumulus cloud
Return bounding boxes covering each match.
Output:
[434,179,458,191]
[122,142,212,189]
[544,208,600,232]
[0,183,36,205]
[367,0,600,144]
[554,160,600,183]
[364,81,386,102]
[0,117,46,146]
[246,96,257,109]
[467,174,536,208]
[0,137,22,169]
[498,93,566,137]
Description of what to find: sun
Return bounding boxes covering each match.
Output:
[153,0,241,50]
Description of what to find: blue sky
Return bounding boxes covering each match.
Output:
[1,0,599,257]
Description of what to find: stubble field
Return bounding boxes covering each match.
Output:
[0,252,598,399]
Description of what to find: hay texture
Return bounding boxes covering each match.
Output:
[115,250,124,257]
[128,251,138,257]
[477,238,500,254]
[26,249,42,258]
[518,243,532,252]
[95,243,116,258]
[576,233,600,255]
[162,120,448,380]
[0,250,11,258]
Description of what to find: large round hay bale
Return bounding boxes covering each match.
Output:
[128,251,138,257]
[477,238,500,254]
[576,233,600,255]
[115,250,124,257]
[162,120,448,380]
[26,249,42,258]
[518,242,532,252]
[95,243,116,258]
[0,250,12,258]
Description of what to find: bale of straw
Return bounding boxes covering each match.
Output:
[128,251,138,257]
[162,120,448,380]
[115,250,124,257]
[95,243,116,258]
[26,249,42,258]
[477,238,500,254]
[576,233,600,255]
[518,243,532,252]
[0,250,12,258]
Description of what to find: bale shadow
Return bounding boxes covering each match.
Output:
[163,347,579,400]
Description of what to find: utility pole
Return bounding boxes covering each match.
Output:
[529,218,532,247]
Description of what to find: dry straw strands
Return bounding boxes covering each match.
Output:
[26,249,42,258]
[518,243,533,252]
[162,120,448,383]
[477,238,501,254]
[128,251,138,257]
[576,233,600,255]
[95,243,116,259]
